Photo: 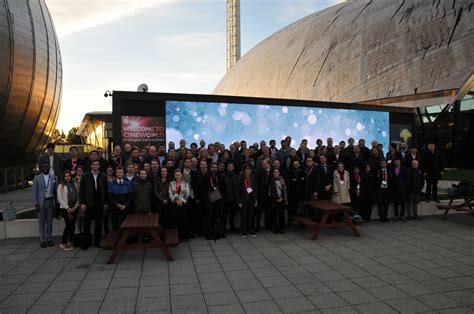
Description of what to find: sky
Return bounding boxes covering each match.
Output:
[45,0,344,131]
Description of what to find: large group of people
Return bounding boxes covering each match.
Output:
[33,136,444,250]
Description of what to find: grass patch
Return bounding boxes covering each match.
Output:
[443,169,474,181]
[16,209,38,219]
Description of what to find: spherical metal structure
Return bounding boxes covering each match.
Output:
[0,0,62,164]
[214,0,474,103]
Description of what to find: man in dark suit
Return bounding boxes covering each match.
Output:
[347,146,365,174]
[404,147,421,169]
[257,158,273,232]
[304,157,320,201]
[390,158,408,220]
[327,146,345,169]
[269,139,279,160]
[37,142,63,178]
[79,159,107,248]
[422,142,444,202]
[358,139,371,160]
[296,141,309,164]
[376,160,391,222]
[317,155,333,201]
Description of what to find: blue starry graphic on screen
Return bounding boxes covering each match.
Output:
[165,101,389,148]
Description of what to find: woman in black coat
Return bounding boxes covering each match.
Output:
[349,166,362,219]
[287,159,305,223]
[360,163,378,221]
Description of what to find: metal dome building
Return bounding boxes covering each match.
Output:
[0,0,62,165]
[214,0,473,106]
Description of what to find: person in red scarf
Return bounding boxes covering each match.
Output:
[237,164,258,237]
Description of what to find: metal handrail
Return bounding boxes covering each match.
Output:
[0,164,36,193]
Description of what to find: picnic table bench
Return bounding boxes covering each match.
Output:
[437,197,474,220]
[101,213,179,264]
[293,200,361,240]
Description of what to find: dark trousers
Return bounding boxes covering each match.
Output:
[241,197,255,234]
[360,197,374,221]
[270,201,285,232]
[205,200,223,238]
[256,199,271,231]
[188,199,204,236]
[169,203,192,240]
[103,211,110,236]
[111,208,129,230]
[407,192,420,218]
[393,189,406,217]
[426,177,439,200]
[223,199,237,231]
[60,209,77,244]
[84,205,103,247]
[377,188,391,221]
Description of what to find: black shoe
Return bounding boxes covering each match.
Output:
[47,241,54,247]
[241,233,247,238]
[40,241,47,248]
[249,232,256,237]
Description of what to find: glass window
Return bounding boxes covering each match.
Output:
[460,89,474,112]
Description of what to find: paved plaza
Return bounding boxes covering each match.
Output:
[0,214,473,314]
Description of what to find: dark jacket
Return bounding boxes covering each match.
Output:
[237,174,258,203]
[421,150,444,179]
[361,172,378,202]
[347,153,365,173]
[195,170,210,202]
[390,166,409,193]
[79,171,107,207]
[287,168,305,201]
[270,177,287,201]
[304,165,320,199]
[376,167,392,190]
[257,168,273,203]
[404,153,421,168]
[108,179,133,210]
[63,157,85,173]
[133,179,153,213]
[37,153,63,177]
[154,178,170,203]
[221,172,240,202]
[407,168,425,193]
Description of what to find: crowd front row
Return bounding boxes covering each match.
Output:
[32,138,443,251]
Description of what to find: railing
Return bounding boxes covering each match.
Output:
[0,164,36,193]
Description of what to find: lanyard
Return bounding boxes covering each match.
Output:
[210,175,218,189]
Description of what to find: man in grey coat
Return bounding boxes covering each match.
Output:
[32,162,58,248]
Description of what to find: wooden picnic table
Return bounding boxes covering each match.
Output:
[293,200,361,240]
[101,213,179,264]
[437,197,474,220]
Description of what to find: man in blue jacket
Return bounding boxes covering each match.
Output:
[32,162,58,248]
[108,167,133,230]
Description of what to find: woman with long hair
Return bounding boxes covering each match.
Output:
[360,162,377,221]
[154,167,170,225]
[57,171,80,251]
[168,169,192,241]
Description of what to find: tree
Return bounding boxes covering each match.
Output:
[67,127,79,144]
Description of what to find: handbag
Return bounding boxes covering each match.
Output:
[208,189,222,203]
[73,232,92,250]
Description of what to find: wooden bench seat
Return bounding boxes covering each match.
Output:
[101,230,120,250]
[292,215,318,227]
[165,229,180,247]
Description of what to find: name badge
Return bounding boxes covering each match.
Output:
[382,180,387,185]
[387,160,392,164]
[356,184,360,190]
[339,180,344,185]
[246,187,253,193]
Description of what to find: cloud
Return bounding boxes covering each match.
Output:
[45,0,172,37]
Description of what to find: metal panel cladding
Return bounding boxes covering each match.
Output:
[0,0,62,164]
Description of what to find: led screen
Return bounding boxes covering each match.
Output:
[166,101,389,148]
